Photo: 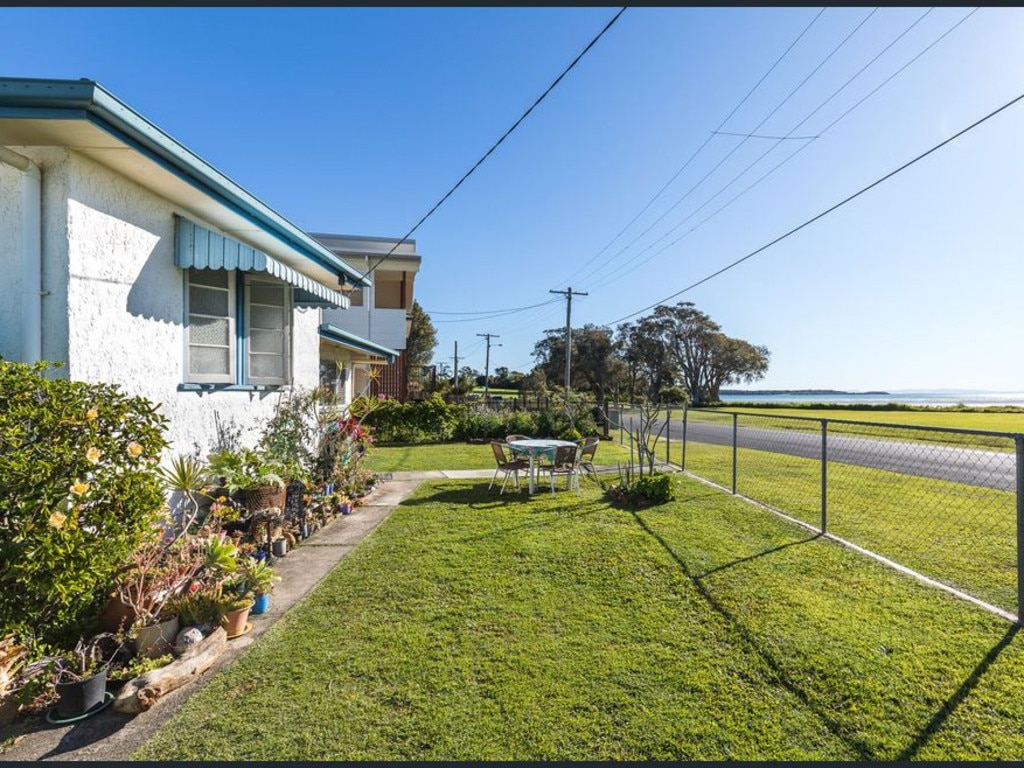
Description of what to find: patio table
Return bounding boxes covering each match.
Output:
[507,438,579,494]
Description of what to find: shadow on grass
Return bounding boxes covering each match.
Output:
[895,624,1018,761]
[627,510,878,760]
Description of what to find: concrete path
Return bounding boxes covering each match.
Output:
[0,473,441,762]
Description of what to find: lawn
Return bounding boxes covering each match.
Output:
[362,438,636,474]
[131,465,1024,760]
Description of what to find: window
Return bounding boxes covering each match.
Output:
[245,278,290,385]
[185,269,292,386]
[319,360,348,399]
[187,269,235,384]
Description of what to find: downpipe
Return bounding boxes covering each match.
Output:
[0,146,43,363]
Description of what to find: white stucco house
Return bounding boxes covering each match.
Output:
[0,76,398,457]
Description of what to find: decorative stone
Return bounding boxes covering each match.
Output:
[174,626,204,656]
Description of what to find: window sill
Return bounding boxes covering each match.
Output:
[178,383,290,393]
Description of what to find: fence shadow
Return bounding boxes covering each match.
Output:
[895,625,1019,761]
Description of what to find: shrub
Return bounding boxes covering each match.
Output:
[608,472,674,507]
[360,394,459,443]
[0,359,169,647]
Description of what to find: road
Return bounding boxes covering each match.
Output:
[612,410,1017,492]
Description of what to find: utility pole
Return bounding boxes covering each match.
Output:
[477,333,501,401]
[549,287,587,405]
[452,341,458,391]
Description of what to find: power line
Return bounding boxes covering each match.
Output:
[553,7,827,292]
[582,6,955,295]
[427,297,561,316]
[603,85,1024,327]
[350,7,627,288]
[564,7,877,294]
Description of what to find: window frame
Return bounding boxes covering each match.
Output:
[184,269,236,385]
[184,269,293,387]
[243,274,292,387]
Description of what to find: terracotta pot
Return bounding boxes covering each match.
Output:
[98,593,137,634]
[220,600,254,639]
[134,615,180,659]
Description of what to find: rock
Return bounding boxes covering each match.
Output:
[174,626,204,656]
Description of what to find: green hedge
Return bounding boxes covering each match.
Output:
[0,359,169,646]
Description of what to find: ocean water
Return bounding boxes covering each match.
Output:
[718,390,1024,407]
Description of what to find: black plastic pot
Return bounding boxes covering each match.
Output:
[55,669,107,720]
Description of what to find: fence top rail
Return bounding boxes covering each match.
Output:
[684,407,1024,441]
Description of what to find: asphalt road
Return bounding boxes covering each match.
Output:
[613,410,1017,492]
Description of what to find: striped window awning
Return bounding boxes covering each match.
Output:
[175,216,348,308]
[319,323,398,364]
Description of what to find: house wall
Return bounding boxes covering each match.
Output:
[321,303,408,352]
[1,148,323,459]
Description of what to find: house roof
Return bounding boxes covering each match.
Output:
[0,77,371,291]
[310,232,422,273]
[319,323,399,364]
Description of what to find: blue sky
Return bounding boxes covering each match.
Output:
[3,6,1023,392]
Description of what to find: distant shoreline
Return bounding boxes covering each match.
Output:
[720,389,890,396]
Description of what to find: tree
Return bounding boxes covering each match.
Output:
[406,301,437,397]
[532,324,624,402]
[615,316,677,402]
[651,302,769,405]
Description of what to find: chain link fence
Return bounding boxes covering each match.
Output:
[607,403,1023,622]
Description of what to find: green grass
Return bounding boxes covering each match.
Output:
[674,440,1017,614]
[131,475,1024,761]
[363,439,636,474]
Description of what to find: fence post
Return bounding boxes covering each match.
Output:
[732,412,738,494]
[681,406,688,471]
[1016,436,1024,624]
[665,406,671,466]
[821,419,828,535]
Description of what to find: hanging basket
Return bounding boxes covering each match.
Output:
[241,485,287,513]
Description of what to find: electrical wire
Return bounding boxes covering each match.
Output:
[584,7,975,296]
[552,7,827,292]
[350,7,627,288]
[563,7,878,294]
[602,84,1024,327]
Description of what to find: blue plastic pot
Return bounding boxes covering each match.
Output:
[252,593,271,615]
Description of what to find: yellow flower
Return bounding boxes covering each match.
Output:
[48,511,67,529]
[85,446,102,464]
[69,480,89,496]
[126,442,144,458]
[85,408,99,421]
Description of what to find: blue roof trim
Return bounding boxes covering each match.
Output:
[0,77,371,289]
[319,323,398,364]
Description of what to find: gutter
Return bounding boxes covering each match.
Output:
[0,146,42,363]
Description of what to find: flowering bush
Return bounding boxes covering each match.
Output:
[0,359,168,647]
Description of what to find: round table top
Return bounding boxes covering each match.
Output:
[507,438,578,453]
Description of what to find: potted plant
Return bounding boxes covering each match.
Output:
[114,536,202,659]
[217,580,255,640]
[237,558,281,615]
[206,447,290,513]
[48,635,124,721]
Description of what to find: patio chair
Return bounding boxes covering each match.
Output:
[489,440,529,494]
[542,443,582,496]
[505,434,530,444]
[578,436,600,478]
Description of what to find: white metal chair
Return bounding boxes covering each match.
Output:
[542,443,582,496]
[489,440,529,494]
